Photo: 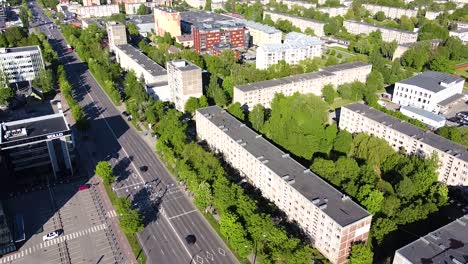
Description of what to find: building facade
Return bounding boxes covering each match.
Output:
[263,11,325,37]
[343,20,418,44]
[392,71,465,113]
[317,7,348,17]
[339,103,468,187]
[107,21,127,51]
[449,28,468,44]
[400,105,446,129]
[127,15,155,37]
[0,46,44,83]
[196,106,372,264]
[256,32,323,70]
[154,7,182,38]
[192,21,246,53]
[362,4,418,19]
[0,113,75,179]
[82,0,100,7]
[393,215,468,264]
[76,4,119,18]
[241,19,282,46]
[166,60,203,112]
[234,62,372,108]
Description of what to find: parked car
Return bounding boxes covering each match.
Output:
[139,166,148,172]
[78,184,91,191]
[43,230,62,241]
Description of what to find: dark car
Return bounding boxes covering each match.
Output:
[122,111,130,117]
[139,166,148,172]
[185,234,196,245]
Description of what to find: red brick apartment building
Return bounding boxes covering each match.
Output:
[192,23,246,53]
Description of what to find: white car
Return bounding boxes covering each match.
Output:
[43,230,61,241]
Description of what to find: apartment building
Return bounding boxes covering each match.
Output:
[0,113,75,179]
[449,27,468,44]
[239,19,282,46]
[125,1,170,14]
[181,11,247,53]
[107,22,168,86]
[362,4,417,19]
[393,214,468,264]
[0,46,44,83]
[154,7,182,38]
[166,60,203,112]
[392,71,465,113]
[256,32,323,69]
[127,15,155,37]
[392,39,442,59]
[400,105,446,129]
[113,0,145,4]
[343,20,418,44]
[234,62,372,108]
[339,103,468,186]
[317,7,348,17]
[277,0,316,9]
[196,106,372,264]
[76,4,119,18]
[82,0,100,7]
[264,11,325,37]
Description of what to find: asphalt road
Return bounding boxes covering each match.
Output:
[29,2,239,264]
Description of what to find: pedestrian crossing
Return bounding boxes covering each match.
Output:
[106,210,117,218]
[0,224,107,263]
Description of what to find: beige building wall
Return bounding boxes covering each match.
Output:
[248,27,282,46]
[339,104,468,187]
[264,11,325,37]
[362,4,417,19]
[195,106,372,264]
[77,4,119,18]
[107,22,127,51]
[167,60,203,112]
[82,0,100,7]
[154,7,181,37]
[343,20,418,44]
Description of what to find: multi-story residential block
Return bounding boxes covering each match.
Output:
[107,21,127,50]
[166,60,203,112]
[362,4,417,19]
[76,4,119,18]
[264,11,325,37]
[154,7,182,38]
[393,214,468,264]
[317,0,344,5]
[317,7,348,17]
[125,0,171,14]
[392,71,465,113]
[339,103,468,186]
[277,0,316,9]
[0,113,75,178]
[256,32,323,69]
[113,0,145,4]
[234,62,372,108]
[392,39,442,59]
[238,19,282,46]
[181,11,247,54]
[449,27,468,44]
[343,20,418,44]
[0,46,44,83]
[400,105,446,129]
[196,105,372,264]
[127,15,155,37]
[82,0,100,7]
[176,34,194,48]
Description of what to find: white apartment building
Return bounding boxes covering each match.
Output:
[393,215,468,264]
[256,32,323,70]
[392,71,465,113]
[339,103,468,187]
[240,19,282,46]
[400,105,446,129]
[234,62,372,108]
[0,46,44,83]
[264,11,325,37]
[362,4,418,19]
[196,105,372,264]
[277,0,316,9]
[449,27,468,44]
[166,60,203,112]
[343,20,418,44]
[317,7,349,17]
[77,4,119,18]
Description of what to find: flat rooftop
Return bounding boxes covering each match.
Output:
[168,60,200,71]
[0,45,40,54]
[127,15,154,24]
[401,105,446,123]
[197,106,371,227]
[398,71,465,93]
[116,44,167,76]
[345,19,417,34]
[0,113,69,146]
[235,62,370,92]
[342,103,468,162]
[395,215,468,264]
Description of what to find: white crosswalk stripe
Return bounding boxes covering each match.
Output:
[0,224,108,263]
[106,210,117,218]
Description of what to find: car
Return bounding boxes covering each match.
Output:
[78,184,91,191]
[43,230,62,241]
[122,111,130,117]
[139,166,148,172]
[185,234,196,245]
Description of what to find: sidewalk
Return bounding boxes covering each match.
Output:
[93,176,138,264]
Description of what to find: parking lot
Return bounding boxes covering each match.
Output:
[1,181,120,264]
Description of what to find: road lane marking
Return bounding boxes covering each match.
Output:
[167,209,198,220]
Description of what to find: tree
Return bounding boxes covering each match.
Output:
[0,70,14,105]
[361,190,384,214]
[436,126,463,144]
[304,28,315,36]
[311,158,336,183]
[430,54,456,73]
[333,130,353,155]
[126,22,140,37]
[374,11,386,21]
[137,3,147,15]
[227,102,245,120]
[185,97,200,114]
[321,84,337,104]
[220,212,253,258]
[207,76,227,106]
[381,195,401,217]
[349,243,373,264]
[194,181,212,210]
[95,161,115,185]
[34,69,54,94]
[115,197,144,234]
[248,104,265,131]
[204,0,212,10]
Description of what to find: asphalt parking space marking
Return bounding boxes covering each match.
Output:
[0,224,108,263]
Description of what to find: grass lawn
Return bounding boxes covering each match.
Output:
[329,98,357,110]
[455,67,468,88]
